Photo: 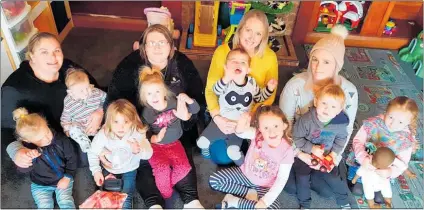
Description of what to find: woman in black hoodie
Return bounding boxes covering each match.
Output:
[2,32,101,206]
[105,24,206,209]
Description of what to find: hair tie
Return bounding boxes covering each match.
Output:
[20,114,26,120]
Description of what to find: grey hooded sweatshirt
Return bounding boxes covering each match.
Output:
[293,107,349,155]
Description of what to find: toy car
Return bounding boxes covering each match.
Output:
[311,145,335,173]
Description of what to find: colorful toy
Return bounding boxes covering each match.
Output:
[315,1,341,31]
[224,2,251,43]
[144,7,180,39]
[310,145,335,173]
[187,1,221,48]
[269,17,286,35]
[383,20,396,35]
[1,1,26,22]
[338,1,364,29]
[399,31,423,78]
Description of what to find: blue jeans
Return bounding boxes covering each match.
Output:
[104,169,137,209]
[31,179,75,209]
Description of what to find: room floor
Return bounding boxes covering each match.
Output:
[2,27,422,209]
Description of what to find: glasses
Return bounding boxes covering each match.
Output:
[146,40,169,48]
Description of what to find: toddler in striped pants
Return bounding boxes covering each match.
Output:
[60,68,106,152]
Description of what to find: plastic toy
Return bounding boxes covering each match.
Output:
[383,20,396,35]
[399,31,423,78]
[144,7,180,39]
[1,1,26,21]
[269,17,286,35]
[310,145,335,173]
[338,1,364,29]
[189,1,221,48]
[224,2,251,43]
[316,1,340,30]
[11,17,34,44]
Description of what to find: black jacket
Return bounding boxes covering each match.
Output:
[1,59,98,150]
[18,132,77,186]
[105,50,206,130]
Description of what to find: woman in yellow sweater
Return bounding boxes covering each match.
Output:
[205,9,278,136]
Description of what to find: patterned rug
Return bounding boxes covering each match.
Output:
[304,45,424,161]
[305,45,424,209]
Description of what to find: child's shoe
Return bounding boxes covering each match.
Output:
[340,203,351,209]
[183,199,204,209]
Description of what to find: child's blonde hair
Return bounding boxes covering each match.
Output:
[65,68,90,88]
[315,84,346,106]
[386,96,419,136]
[138,66,173,106]
[104,99,147,139]
[226,48,251,66]
[252,105,292,147]
[232,9,269,57]
[13,108,48,142]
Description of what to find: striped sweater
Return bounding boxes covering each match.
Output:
[60,87,106,134]
[213,76,273,121]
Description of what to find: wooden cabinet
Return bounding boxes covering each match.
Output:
[292,1,423,49]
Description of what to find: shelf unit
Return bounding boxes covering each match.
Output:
[1,1,74,68]
[292,1,423,49]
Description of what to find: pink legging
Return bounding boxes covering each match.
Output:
[149,140,192,198]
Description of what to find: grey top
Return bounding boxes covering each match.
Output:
[293,107,349,155]
[142,97,200,144]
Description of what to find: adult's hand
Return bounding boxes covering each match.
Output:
[214,115,237,135]
[99,148,112,169]
[14,148,39,168]
[85,109,104,135]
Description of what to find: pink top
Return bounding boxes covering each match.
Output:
[352,115,414,178]
[241,131,294,187]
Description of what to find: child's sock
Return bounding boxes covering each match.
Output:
[227,145,244,166]
[245,189,258,201]
[340,203,351,209]
[222,194,240,208]
[183,199,204,209]
[148,204,163,210]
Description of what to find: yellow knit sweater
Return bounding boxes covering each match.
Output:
[205,44,279,114]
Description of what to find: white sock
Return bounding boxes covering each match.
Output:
[223,194,240,208]
[183,199,204,209]
[148,204,163,210]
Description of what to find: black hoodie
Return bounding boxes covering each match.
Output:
[1,59,98,150]
[17,132,77,186]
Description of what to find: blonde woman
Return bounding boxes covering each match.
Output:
[205,10,278,163]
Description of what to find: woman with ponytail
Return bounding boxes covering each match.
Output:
[279,25,358,200]
[138,66,204,209]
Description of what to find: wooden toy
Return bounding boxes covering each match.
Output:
[188,1,221,48]
[311,145,335,173]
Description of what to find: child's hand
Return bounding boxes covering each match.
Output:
[255,199,267,209]
[26,149,41,159]
[236,112,251,134]
[127,139,141,154]
[266,79,278,92]
[99,148,112,169]
[139,139,153,160]
[351,177,357,184]
[93,171,104,186]
[311,145,324,159]
[177,93,194,104]
[57,176,71,189]
[298,152,313,165]
[173,96,191,121]
[151,127,167,144]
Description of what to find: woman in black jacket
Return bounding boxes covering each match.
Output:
[105,24,206,209]
[2,32,101,207]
